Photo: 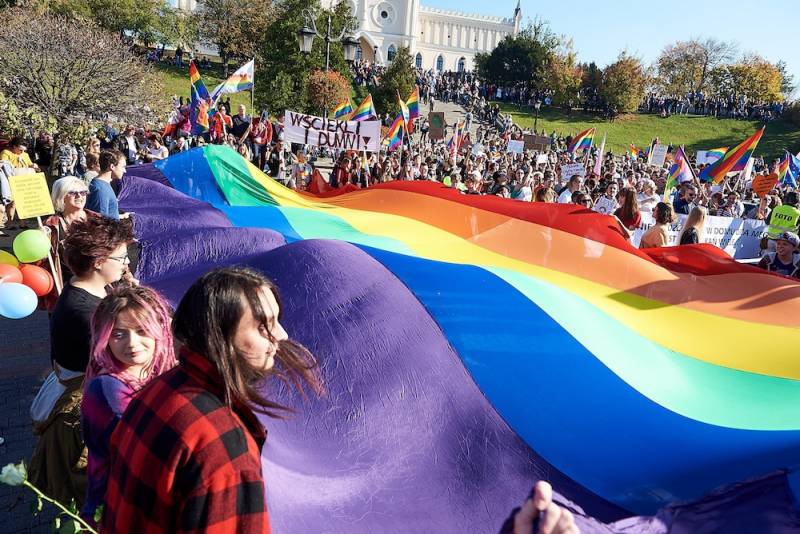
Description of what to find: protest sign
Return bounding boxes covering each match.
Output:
[524,134,549,151]
[471,143,485,155]
[429,112,445,140]
[536,154,549,165]
[696,150,709,165]
[8,173,54,219]
[560,163,586,181]
[649,144,669,167]
[632,212,766,259]
[751,173,779,197]
[507,140,524,154]
[285,110,380,152]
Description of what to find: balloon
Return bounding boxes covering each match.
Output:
[13,229,51,263]
[0,250,19,267]
[0,282,38,319]
[0,264,23,284]
[19,264,54,297]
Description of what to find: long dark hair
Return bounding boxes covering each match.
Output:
[172,266,323,417]
[619,187,640,221]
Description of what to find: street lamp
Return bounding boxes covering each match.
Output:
[297,9,358,72]
[533,100,542,134]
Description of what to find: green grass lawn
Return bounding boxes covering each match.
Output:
[154,62,251,111]
[497,102,800,161]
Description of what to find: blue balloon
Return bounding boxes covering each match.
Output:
[0,282,38,319]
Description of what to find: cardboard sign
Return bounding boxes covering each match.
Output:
[560,163,586,181]
[8,172,54,219]
[428,112,445,140]
[536,154,549,165]
[524,134,550,151]
[649,144,669,167]
[507,140,524,154]
[284,110,380,152]
[751,173,779,197]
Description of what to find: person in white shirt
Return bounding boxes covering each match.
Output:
[637,179,659,212]
[145,134,169,161]
[557,175,582,204]
[594,182,619,215]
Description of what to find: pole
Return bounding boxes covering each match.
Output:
[325,14,332,72]
[250,57,255,111]
[37,216,62,295]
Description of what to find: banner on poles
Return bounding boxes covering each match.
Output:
[8,173,54,219]
[632,212,766,259]
[284,110,380,152]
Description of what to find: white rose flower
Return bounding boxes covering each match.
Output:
[0,462,27,486]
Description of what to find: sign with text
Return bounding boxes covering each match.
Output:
[560,163,586,181]
[649,144,669,167]
[8,173,54,219]
[632,212,766,259]
[284,110,380,152]
[428,112,446,140]
[471,143,485,155]
[524,134,550,151]
[507,140,524,154]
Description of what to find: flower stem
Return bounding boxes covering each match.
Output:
[23,480,98,533]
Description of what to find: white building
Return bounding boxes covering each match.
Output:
[178,0,520,72]
[343,0,521,71]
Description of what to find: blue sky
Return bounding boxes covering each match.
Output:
[423,0,798,94]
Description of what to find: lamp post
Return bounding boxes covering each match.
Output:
[533,100,542,134]
[297,9,359,72]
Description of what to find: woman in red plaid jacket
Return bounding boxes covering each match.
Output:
[102,267,323,533]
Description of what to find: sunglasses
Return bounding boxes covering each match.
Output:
[67,190,88,198]
[108,254,130,264]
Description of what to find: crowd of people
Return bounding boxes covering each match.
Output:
[1,60,798,532]
[642,92,785,121]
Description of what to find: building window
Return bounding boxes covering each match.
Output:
[387,44,396,62]
[415,53,422,68]
[457,57,466,72]
[436,55,444,72]
[356,46,363,61]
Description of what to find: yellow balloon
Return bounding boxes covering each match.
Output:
[0,250,19,267]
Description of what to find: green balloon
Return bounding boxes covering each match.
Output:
[13,229,51,263]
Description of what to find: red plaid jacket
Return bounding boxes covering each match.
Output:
[103,348,270,533]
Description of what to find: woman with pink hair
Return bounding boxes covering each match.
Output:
[80,285,177,522]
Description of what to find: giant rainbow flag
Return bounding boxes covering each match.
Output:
[122,146,800,533]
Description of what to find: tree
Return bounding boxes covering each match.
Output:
[474,18,559,91]
[305,70,351,115]
[708,54,784,103]
[197,0,273,77]
[776,60,796,100]
[374,47,416,116]
[0,9,167,136]
[256,0,355,115]
[654,37,737,95]
[21,0,164,41]
[600,52,647,114]
[545,43,581,109]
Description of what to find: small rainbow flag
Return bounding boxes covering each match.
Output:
[398,91,412,133]
[351,94,378,121]
[333,99,353,119]
[664,147,693,202]
[567,128,594,153]
[406,86,420,120]
[384,112,404,151]
[699,128,764,184]
[706,147,728,162]
[787,151,800,188]
[189,60,212,135]
[210,59,254,103]
[629,144,640,158]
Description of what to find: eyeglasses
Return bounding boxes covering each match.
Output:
[66,190,88,198]
[108,254,130,264]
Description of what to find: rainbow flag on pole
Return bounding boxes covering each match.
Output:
[210,59,254,102]
[699,128,765,184]
[406,86,420,120]
[663,147,694,202]
[567,128,594,153]
[629,144,640,158]
[778,151,799,188]
[333,99,353,119]
[189,60,212,134]
[351,94,377,121]
[384,112,404,151]
[398,91,411,133]
[706,147,728,163]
